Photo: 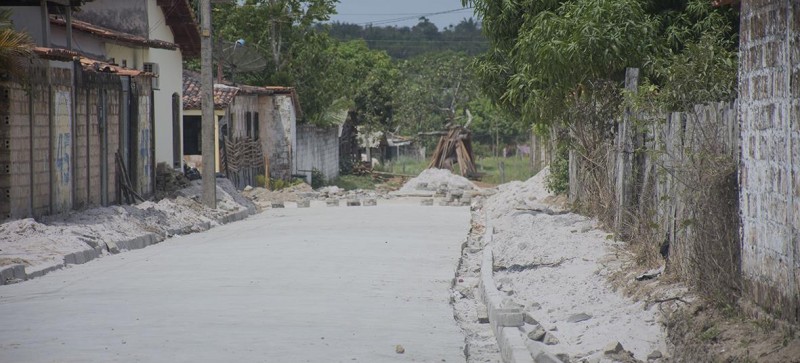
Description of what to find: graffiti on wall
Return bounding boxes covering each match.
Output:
[53,90,72,211]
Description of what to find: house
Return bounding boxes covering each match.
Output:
[0,0,198,220]
[68,0,200,169]
[183,70,340,189]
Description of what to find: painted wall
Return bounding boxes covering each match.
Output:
[147,0,184,168]
[738,0,800,323]
[182,109,224,173]
[3,6,45,46]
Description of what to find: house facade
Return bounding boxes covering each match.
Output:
[183,71,339,188]
[0,0,198,220]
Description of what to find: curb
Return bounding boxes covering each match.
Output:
[0,208,254,286]
[480,225,562,363]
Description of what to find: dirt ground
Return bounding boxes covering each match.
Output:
[608,246,800,363]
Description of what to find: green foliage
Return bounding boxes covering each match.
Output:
[465,0,738,125]
[0,9,34,81]
[393,51,478,135]
[377,157,429,176]
[310,168,325,189]
[545,143,570,195]
[329,175,375,190]
[323,18,487,59]
[255,174,267,188]
[475,156,536,185]
[270,178,304,190]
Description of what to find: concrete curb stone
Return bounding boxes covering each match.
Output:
[1,206,257,286]
[480,224,563,363]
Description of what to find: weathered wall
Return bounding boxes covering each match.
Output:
[296,124,340,183]
[261,94,296,180]
[132,77,154,197]
[0,61,150,221]
[738,0,800,322]
[74,0,148,37]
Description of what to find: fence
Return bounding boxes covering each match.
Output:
[569,69,741,301]
[0,60,154,221]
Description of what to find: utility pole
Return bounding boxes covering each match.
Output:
[200,0,216,208]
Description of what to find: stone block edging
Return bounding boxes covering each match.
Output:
[1,207,255,286]
[480,224,562,363]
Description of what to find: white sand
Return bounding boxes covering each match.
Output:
[399,168,477,192]
[483,167,667,361]
[0,178,255,271]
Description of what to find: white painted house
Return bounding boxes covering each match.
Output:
[69,0,201,168]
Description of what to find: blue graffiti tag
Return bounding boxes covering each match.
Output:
[56,132,71,184]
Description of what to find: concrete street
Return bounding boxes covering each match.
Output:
[0,203,471,362]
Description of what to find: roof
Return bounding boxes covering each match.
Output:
[156,0,201,58]
[183,70,302,117]
[33,47,152,77]
[50,16,178,50]
[183,70,239,110]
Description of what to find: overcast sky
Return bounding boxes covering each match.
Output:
[328,0,478,29]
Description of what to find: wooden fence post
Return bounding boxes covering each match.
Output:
[614,68,639,236]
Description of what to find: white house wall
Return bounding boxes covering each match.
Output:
[147,0,184,167]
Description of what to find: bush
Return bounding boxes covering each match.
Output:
[311,168,325,189]
[330,175,375,190]
[545,143,569,195]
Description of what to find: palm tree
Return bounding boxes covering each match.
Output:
[0,9,34,79]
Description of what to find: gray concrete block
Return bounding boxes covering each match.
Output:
[271,202,285,208]
[362,199,377,206]
[107,240,120,254]
[493,310,524,327]
[326,199,339,207]
[64,253,77,265]
[421,199,434,206]
[346,200,361,207]
[297,199,311,208]
[1,266,16,285]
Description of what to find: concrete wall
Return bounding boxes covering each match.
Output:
[147,0,184,168]
[296,124,340,183]
[0,61,142,221]
[74,0,149,37]
[738,0,800,322]
[261,94,296,180]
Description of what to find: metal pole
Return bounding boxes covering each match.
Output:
[201,0,217,208]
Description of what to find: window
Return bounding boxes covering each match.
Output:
[245,111,252,138]
[143,62,159,90]
[183,116,202,155]
[253,112,259,141]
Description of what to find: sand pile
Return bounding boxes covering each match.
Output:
[399,168,476,193]
[0,178,256,272]
[481,167,667,362]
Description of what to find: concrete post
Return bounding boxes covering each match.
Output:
[200,0,216,208]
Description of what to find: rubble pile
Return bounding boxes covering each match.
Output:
[155,162,191,200]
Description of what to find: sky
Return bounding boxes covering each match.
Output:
[328,0,479,29]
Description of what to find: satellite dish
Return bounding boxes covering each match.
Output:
[213,38,268,83]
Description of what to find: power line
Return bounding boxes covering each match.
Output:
[353,7,474,26]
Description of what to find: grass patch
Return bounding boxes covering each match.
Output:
[475,156,536,185]
[329,175,376,190]
[376,156,428,176]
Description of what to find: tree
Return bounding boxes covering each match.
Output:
[0,9,34,80]
[393,51,478,136]
[212,0,337,77]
